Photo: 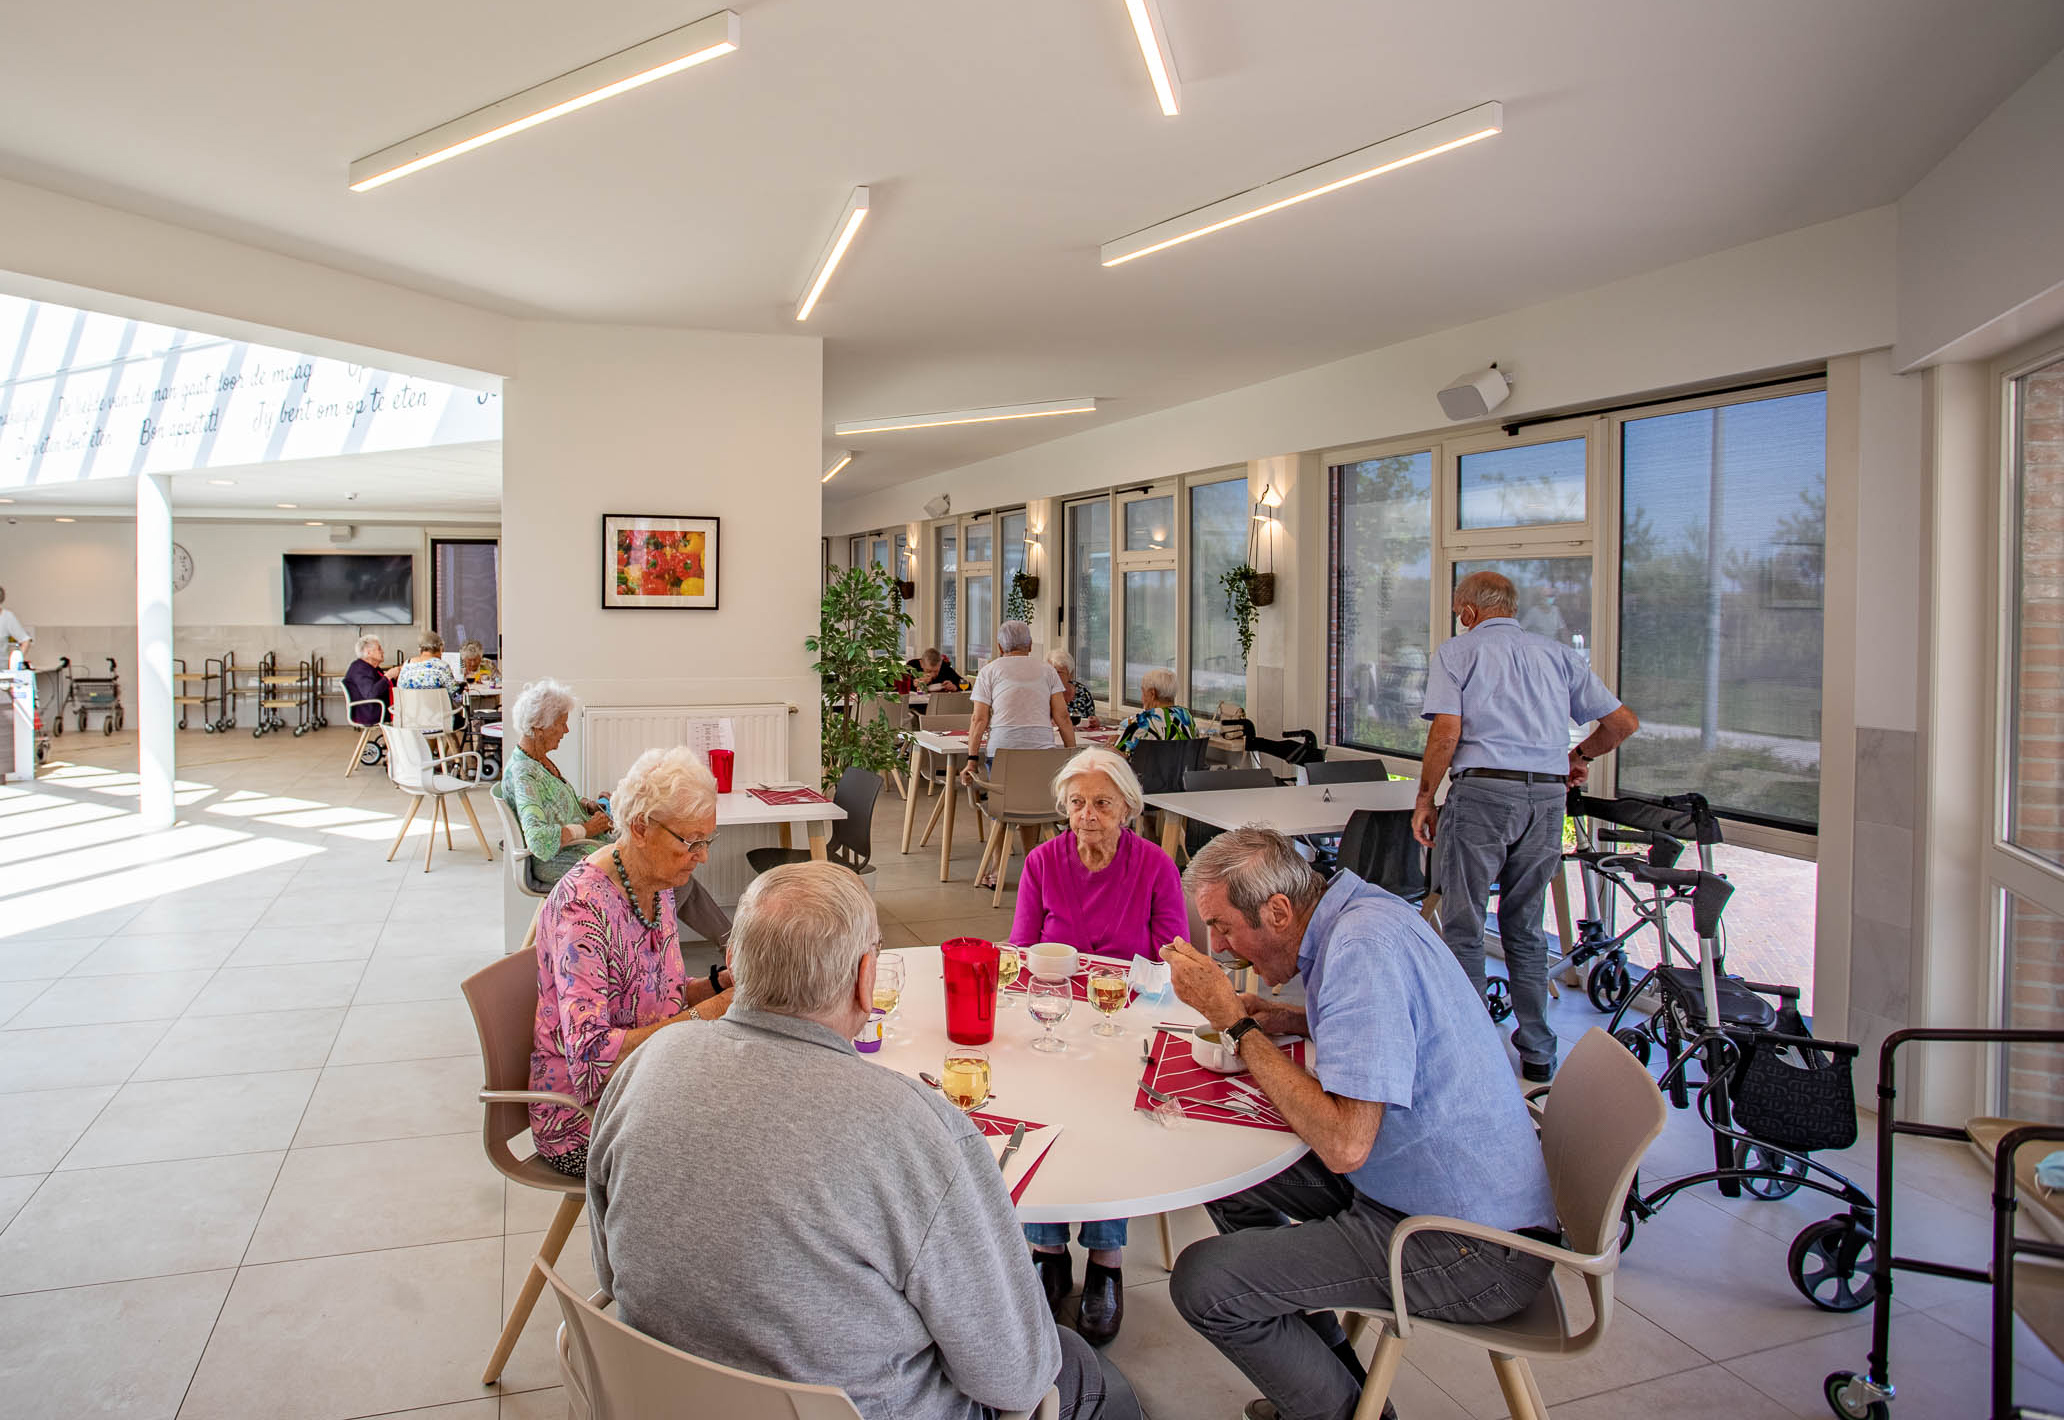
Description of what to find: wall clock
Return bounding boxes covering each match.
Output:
[172,542,194,593]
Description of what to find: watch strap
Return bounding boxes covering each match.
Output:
[1224,1015,1262,1047]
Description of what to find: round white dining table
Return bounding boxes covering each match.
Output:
[872,946,1308,1224]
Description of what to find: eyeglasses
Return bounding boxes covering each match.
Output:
[651,820,720,854]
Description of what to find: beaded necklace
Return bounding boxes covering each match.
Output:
[610,847,663,932]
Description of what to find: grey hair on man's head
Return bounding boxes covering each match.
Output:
[510,678,578,741]
[1454,570,1518,618]
[354,633,384,658]
[996,620,1032,653]
[1045,647,1076,679]
[1183,826,1326,926]
[920,647,943,668]
[1053,746,1143,819]
[612,745,717,831]
[1140,666,1178,704]
[730,862,880,1018]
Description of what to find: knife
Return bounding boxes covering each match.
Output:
[997,1121,1028,1171]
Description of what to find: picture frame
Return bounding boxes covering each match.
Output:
[602,514,720,610]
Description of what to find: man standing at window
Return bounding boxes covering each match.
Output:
[1413,570,1639,1081]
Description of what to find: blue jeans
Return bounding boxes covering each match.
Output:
[1027,1218,1129,1250]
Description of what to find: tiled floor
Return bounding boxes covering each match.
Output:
[1,729,2056,1420]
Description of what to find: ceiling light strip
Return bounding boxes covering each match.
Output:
[1123,0,1181,116]
[348,10,741,192]
[821,451,854,483]
[796,188,872,322]
[834,398,1099,437]
[1099,101,1503,267]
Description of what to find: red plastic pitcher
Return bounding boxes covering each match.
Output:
[942,937,1000,1045]
[708,748,734,794]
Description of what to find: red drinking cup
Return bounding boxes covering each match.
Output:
[708,748,734,794]
[941,937,1000,1045]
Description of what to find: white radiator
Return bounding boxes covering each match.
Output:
[579,702,797,915]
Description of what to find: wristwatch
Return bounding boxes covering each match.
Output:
[1223,1016,1263,1048]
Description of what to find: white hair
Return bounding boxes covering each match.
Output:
[355,633,384,658]
[613,746,718,832]
[1140,666,1178,704]
[1046,648,1076,679]
[1183,826,1327,926]
[510,678,579,741]
[1053,746,1144,819]
[730,863,880,1018]
[996,619,1033,653]
[460,640,485,659]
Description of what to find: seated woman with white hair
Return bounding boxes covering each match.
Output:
[529,745,737,1178]
[341,633,396,729]
[1007,746,1185,1342]
[1112,667,1198,753]
[1045,647,1099,727]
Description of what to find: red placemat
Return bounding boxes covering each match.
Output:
[747,786,832,806]
[1134,1031,1302,1132]
[968,1110,1055,1203]
[1004,953,1135,1004]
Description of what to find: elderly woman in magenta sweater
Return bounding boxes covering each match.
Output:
[1007,747,1185,1347]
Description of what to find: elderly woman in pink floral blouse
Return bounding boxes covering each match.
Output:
[530,745,735,1177]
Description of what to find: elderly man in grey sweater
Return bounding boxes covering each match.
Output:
[587,861,1141,1420]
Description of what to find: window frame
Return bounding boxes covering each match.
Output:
[429,536,501,657]
[1186,469,1251,712]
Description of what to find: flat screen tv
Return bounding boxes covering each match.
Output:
[283,553,415,625]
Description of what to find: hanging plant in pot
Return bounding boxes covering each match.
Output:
[1011,567,1040,602]
[1220,564,1274,661]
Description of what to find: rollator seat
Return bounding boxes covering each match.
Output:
[1652,965,1778,1032]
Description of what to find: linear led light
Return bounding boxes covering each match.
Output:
[796,188,872,322]
[1100,101,1503,267]
[834,398,1099,437]
[348,11,741,192]
[1123,0,1181,117]
[821,451,854,483]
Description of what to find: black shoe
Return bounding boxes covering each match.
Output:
[1032,1249,1072,1315]
[1077,1262,1124,1346]
[1522,1059,1555,1084]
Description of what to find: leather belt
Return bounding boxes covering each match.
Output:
[1453,768,1565,785]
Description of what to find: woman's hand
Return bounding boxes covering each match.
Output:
[584,808,613,838]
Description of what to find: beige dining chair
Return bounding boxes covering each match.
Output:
[967,746,1076,906]
[462,952,588,1388]
[1338,1027,1666,1420]
[394,684,462,756]
[538,1259,1058,1420]
[926,689,975,716]
[382,725,495,871]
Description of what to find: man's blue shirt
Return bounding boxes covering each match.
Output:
[1421,617,1620,775]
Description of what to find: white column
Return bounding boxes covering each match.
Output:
[136,473,175,828]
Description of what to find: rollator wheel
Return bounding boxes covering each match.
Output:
[1789,1218,1876,1313]
[103,717,115,736]
[1823,1372,1888,1420]
[1613,1027,1652,1068]
[1483,977,1513,1023]
[1586,953,1632,1013]
[1738,1141,1808,1199]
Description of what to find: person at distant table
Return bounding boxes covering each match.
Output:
[905,647,968,693]
[459,639,499,684]
[342,633,396,728]
[1047,648,1099,727]
[1113,668,1198,752]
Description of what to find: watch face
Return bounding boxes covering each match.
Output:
[171,543,194,592]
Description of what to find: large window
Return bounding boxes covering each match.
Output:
[1189,477,1249,710]
[1066,499,1111,701]
[2008,354,2064,869]
[1457,437,1586,529]
[1000,511,1028,590]
[935,526,957,664]
[1332,450,1432,753]
[431,539,499,655]
[1617,391,1827,828]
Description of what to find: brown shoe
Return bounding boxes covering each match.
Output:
[1076,1262,1124,1346]
[1032,1248,1072,1314]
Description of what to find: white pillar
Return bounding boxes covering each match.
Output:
[137,473,175,828]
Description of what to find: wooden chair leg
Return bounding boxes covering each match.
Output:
[386,796,422,862]
[344,726,371,779]
[991,829,1015,908]
[1353,1325,1408,1420]
[1489,1353,1541,1420]
[976,821,1005,884]
[441,796,456,850]
[423,801,439,872]
[1156,1212,1175,1271]
[481,1191,585,1386]
[456,792,495,861]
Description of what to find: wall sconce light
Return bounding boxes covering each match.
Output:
[1248,480,1282,576]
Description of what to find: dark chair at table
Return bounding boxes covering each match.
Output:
[747,768,882,887]
[1304,758,1390,785]
[1178,767,1276,855]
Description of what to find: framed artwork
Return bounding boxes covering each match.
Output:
[603,514,720,609]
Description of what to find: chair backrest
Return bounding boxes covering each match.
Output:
[460,951,545,1180]
[1304,758,1390,785]
[991,747,1078,816]
[383,725,437,790]
[827,768,883,867]
[1539,1028,1668,1257]
[926,690,974,716]
[1127,737,1208,797]
[1182,768,1275,793]
[918,713,972,734]
[487,786,548,895]
[539,1259,865,1420]
[1337,809,1427,899]
[395,686,453,732]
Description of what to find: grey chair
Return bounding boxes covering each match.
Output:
[1304,758,1391,785]
[966,747,1076,905]
[746,768,882,883]
[1179,768,1276,855]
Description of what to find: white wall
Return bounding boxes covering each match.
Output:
[1853,351,1926,733]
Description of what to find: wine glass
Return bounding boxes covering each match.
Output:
[1027,978,1072,1054]
[995,943,1023,1009]
[872,953,905,1036]
[941,1045,991,1112]
[1087,964,1128,1037]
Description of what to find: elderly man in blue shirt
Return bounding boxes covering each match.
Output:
[1161,827,1557,1420]
[1414,569,1639,1082]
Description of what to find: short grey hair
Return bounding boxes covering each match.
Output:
[1053,746,1143,819]
[1454,569,1518,618]
[612,745,717,831]
[460,640,484,659]
[996,619,1032,653]
[1046,648,1076,679]
[419,629,445,655]
[730,863,880,1018]
[510,678,578,741]
[1140,666,1178,704]
[1183,826,1326,926]
[355,633,384,658]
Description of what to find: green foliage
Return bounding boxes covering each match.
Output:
[1220,564,1262,660]
[806,565,914,792]
[1003,571,1034,626]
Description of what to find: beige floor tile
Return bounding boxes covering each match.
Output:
[878,921,926,949]
[245,1132,505,1264]
[0,1176,40,1232]
[226,922,383,967]
[133,1007,346,1080]
[114,895,274,937]
[0,978,50,1025]
[1722,1307,2064,1419]
[255,886,401,930]
[354,951,497,1006]
[329,998,481,1066]
[1924,1287,2064,1386]
[178,1238,507,1420]
[374,917,505,959]
[68,932,239,977]
[7,968,214,1029]
[0,1269,232,1420]
[0,1022,172,1099]
[185,960,367,1016]
[0,938,95,981]
[498,1390,569,1420]
[60,1069,319,1169]
[902,911,1024,945]
[873,883,1012,922]
[1542,1362,1797,1420]
[294,1055,483,1147]
[354,1404,498,1420]
[0,1084,116,1174]
[497,1226,599,1395]
[0,903,146,941]
[0,1152,280,1293]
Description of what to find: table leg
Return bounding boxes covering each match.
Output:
[900,739,925,853]
[778,822,794,851]
[938,758,960,881]
[808,824,828,862]
[1159,810,1184,861]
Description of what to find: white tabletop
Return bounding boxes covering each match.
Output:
[714,790,847,828]
[465,685,502,699]
[1142,780,1419,836]
[872,946,1308,1223]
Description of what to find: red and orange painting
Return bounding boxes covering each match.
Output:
[602,515,720,609]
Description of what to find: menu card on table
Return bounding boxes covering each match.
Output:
[1135,1031,1305,1132]
[746,785,832,806]
[969,1112,1062,1203]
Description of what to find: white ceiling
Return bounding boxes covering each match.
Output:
[0,444,501,518]
[2,1,2060,506]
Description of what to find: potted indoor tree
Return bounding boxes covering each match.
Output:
[807,563,915,792]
